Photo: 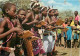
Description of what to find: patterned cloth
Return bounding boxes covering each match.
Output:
[42,30,56,53]
[73,25,80,39]
[31,27,45,55]
[32,39,45,55]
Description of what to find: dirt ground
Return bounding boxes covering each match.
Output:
[53,37,80,56]
[54,46,80,56]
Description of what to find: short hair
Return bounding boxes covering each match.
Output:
[17,9,25,14]
[75,11,78,14]
[2,3,15,15]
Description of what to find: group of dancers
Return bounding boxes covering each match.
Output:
[0,0,80,56]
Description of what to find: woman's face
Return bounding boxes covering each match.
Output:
[7,5,16,18]
[74,11,78,16]
[51,10,54,14]
[33,7,40,13]
[68,22,70,26]
[49,10,54,16]
[42,8,47,16]
[17,10,26,20]
[54,10,59,16]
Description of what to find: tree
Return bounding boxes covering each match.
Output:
[59,10,74,20]
[9,0,30,10]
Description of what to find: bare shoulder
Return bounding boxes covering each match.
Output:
[27,12,32,16]
[35,14,39,20]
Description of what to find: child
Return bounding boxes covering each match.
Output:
[69,16,74,26]
[73,20,79,48]
[62,18,68,48]
[66,21,72,48]
[17,9,26,28]
[74,11,80,21]
[17,9,28,56]
[0,3,23,55]
[57,29,62,47]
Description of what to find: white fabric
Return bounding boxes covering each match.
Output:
[38,29,45,39]
[9,48,15,56]
[9,52,15,56]
[43,31,55,53]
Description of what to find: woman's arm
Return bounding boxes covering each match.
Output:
[26,14,39,25]
[0,19,14,38]
[0,19,23,38]
[22,13,32,24]
[16,19,22,28]
[22,13,38,25]
[49,16,56,25]
[45,17,50,24]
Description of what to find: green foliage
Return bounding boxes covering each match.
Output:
[0,11,2,18]
[58,10,74,20]
[9,0,31,10]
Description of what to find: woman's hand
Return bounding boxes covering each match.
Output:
[26,23,30,25]
[33,20,38,23]
[12,27,23,35]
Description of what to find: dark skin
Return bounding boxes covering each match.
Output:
[17,10,26,28]
[0,5,23,43]
[27,9,31,13]
[42,8,60,29]
[48,10,54,16]
[24,6,44,56]
[74,20,78,25]
[54,10,59,17]
[22,6,40,25]
[22,12,38,25]
[42,9,58,56]
[65,18,68,24]
[69,17,73,21]
[42,8,47,17]
[67,21,78,30]
[17,10,26,20]
[40,7,51,28]
[48,10,57,25]
[42,9,59,29]
[72,20,78,29]
[74,11,78,17]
